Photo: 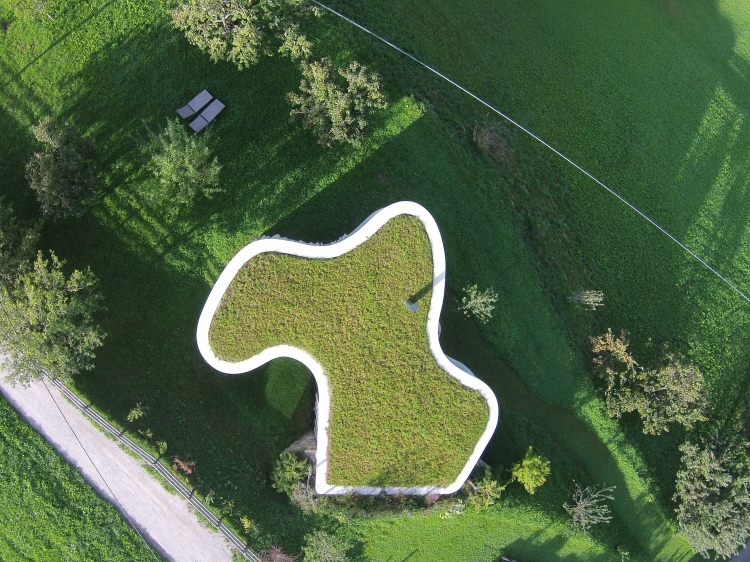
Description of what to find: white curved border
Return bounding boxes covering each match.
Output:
[196,202,499,495]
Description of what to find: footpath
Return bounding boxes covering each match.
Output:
[0,377,233,562]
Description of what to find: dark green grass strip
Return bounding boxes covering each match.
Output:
[209,216,489,487]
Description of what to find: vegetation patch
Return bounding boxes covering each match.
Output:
[208,215,489,487]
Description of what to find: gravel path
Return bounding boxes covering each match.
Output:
[0,377,233,562]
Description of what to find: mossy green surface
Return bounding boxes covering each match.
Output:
[209,215,489,486]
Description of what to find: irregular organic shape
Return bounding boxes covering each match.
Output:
[197,202,499,495]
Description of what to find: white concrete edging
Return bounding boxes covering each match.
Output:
[196,201,499,495]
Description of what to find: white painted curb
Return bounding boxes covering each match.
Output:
[196,201,499,495]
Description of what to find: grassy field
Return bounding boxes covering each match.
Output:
[209,215,489,486]
[0,392,161,561]
[2,0,748,559]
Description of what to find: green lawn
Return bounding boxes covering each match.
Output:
[0,394,161,561]
[3,0,748,559]
[208,215,489,487]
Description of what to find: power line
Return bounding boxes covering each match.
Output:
[309,0,750,305]
[0,296,160,562]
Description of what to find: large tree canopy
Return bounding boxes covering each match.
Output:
[0,251,105,385]
[674,437,750,560]
[171,0,316,70]
[590,329,708,434]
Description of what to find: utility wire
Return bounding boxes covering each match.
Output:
[309,0,750,305]
[0,296,160,562]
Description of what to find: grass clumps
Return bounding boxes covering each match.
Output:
[208,215,489,487]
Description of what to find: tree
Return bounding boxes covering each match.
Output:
[26,117,98,219]
[589,329,708,435]
[568,289,604,310]
[288,57,387,147]
[563,482,615,537]
[144,118,222,218]
[458,284,498,324]
[127,402,146,422]
[271,452,309,495]
[511,447,551,495]
[674,437,750,559]
[301,531,348,562]
[0,198,40,283]
[0,251,105,385]
[171,0,316,70]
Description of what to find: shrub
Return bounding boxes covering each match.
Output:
[568,289,604,310]
[26,117,98,219]
[301,531,348,562]
[473,121,513,163]
[511,447,551,495]
[467,468,504,510]
[271,452,309,495]
[144,118,222,218]
[288,57,387,147]
[0,251,105,385]
[127,402,146,422]
[259,545,298,562]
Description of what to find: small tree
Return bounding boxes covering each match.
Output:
[564,482,615,537]
[144,119,222,218]
[0,251,105,385]
[511,447,551,495]
[171,0,316,70]
[301,531,348,562]
[0,198,40,283]
[288,57,387,147]
[271,452,309,495]
[569,290,604,310]
[458,284,498,324]
[26,117,98,219]
[674,437,750,559]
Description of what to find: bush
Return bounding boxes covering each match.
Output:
[511,447,551,495]
[288,57,387,147]
[144,118,222,218]
[271,452,309,495]
[25,117,98,219]
[0,251,105,385]
[302,531,348,562]
[467,468,504,510]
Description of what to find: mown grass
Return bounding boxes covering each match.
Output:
[209,215,489,486]
[0,395,161,561]
[0,0,736,559]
